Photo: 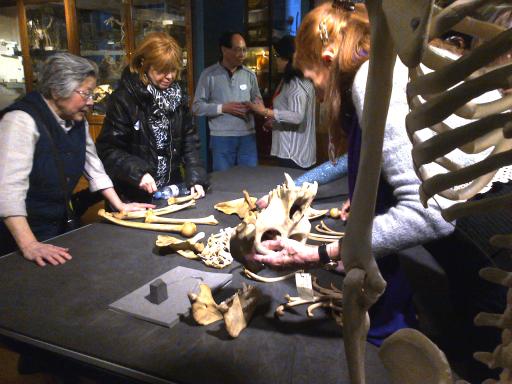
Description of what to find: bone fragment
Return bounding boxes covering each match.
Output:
[479,268,512,288]
[217,283,262,338]
[379,328,454,384]
[156,232,205,254]
[308,207,328,220]
[307,233,343,242]
[167,192,200,205]
[490,234,512,250]
[214,197,257,219]
[315,221,345,237]
[177,250,200,259]
[200,227,234,269]
[146,211,218,225]
[419,147,512,205]
[114,200,195,220]
[188,284,223,325]
[243,267,302,283]
[411,113,510,166]
[243,190,256,211]
[442,194,512,222]
[330,208,341,219]
[98,209,197,237]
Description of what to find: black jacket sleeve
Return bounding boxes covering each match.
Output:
[96,91,152,187]
[179,97,209,188]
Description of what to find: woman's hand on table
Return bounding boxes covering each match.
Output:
[191,185,205,198]
[21,241,72,267]
[139,173,157,194]
[120,202,155,213]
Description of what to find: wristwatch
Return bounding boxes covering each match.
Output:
[318,244,340,270]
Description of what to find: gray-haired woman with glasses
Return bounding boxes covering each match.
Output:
[0,52,153,266]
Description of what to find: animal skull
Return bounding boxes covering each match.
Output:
[230,174,318,271]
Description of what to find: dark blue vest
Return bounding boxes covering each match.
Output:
[1,92,86,246]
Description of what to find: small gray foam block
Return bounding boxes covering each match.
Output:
[147,278,168,304]
[109,266,232,328]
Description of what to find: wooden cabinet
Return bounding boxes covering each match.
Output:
[0,0,194,135]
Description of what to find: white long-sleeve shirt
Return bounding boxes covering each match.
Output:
[0,103,113,218]
[271,77,316,168]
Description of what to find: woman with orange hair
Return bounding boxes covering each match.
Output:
[97,32,207,203]
[247,0,456,346]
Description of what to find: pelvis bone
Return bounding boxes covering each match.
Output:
[230,173,318,271]
[188,283,261,338]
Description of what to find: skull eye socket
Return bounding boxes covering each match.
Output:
[261,229,281,242]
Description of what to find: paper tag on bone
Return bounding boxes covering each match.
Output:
[295,272,314,300]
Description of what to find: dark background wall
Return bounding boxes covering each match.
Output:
[192,0,247,168]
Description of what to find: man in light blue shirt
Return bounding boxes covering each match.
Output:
[192,31,263,171]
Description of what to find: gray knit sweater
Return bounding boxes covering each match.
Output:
[352,60,455,257]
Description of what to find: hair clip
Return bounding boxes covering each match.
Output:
[318,20,329,47]
[332,0,356,12]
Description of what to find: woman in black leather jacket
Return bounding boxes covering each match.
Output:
[97,32,207,203]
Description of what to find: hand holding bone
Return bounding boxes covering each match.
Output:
[252,238,319,269]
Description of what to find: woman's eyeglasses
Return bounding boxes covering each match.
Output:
[75,90,101,102]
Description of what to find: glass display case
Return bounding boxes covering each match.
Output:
[0,5,24,109]
[76,0,126,114]
[25,1,68,88]
[6,0,194,120]
[245,46,271,96]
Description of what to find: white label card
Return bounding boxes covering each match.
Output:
[239,84,247,90]
[295,272,314,300]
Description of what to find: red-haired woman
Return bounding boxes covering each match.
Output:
[97,32,207,203]
[248,1,450,346]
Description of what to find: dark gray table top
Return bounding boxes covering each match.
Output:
[0,166,388,384]
[209,165,348,200]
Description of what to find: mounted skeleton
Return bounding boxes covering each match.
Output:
[340,0,512,383]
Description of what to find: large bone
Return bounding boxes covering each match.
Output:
[189,283,261,338]
[98,209,197,237]
[214,197,257,219]
[167,192,200,205]
[156,232,206,256]
[379,328,454,384]
[337,2,393,382]
[114,200,195,219]
[188,284,223,325]
[145,210,218,225]
[217,283,262,338]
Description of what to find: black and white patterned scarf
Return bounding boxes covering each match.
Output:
[146,82,182,187]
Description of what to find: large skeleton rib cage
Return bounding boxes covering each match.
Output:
[338,1,512,383]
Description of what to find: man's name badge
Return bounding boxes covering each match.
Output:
[239,84,247,90]
[295,272,314,300]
